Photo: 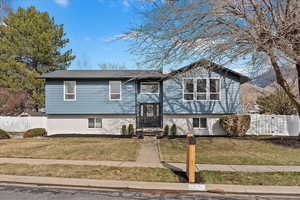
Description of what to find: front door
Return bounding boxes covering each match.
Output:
[138,103,161,128]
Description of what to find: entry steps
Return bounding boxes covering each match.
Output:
[136,128,163,136]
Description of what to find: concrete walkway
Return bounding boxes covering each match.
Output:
[1,157,300,172]
[0,174,299,195]
[136,136,160,163]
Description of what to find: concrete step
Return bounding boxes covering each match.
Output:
[136,128,163,136]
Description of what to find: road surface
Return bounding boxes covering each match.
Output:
[0,184,298,200]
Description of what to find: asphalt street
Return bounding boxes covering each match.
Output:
[0,185,298,200]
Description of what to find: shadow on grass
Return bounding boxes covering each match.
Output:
[259,136,300,149]
[161,162,204,183]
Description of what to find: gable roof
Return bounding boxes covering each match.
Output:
[38,59,250,83]
[165,59,251,83]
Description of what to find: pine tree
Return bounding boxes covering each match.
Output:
[0,6,75,112]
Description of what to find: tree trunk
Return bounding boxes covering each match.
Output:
[268,52,300,117]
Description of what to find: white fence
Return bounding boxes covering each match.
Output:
[0,116,47,132]
[247,114,300,136]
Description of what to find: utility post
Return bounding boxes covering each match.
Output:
[186,133,196,183]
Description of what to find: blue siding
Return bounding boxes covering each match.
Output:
[45,67,242,115]
[137,94,160,103]
[162,67,241,114]
[46,79,136,114]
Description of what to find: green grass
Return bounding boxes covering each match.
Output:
[0,163,299,185]
[0,138,141,161]
[159,137,300,165]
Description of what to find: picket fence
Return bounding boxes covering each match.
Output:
[0,116,47,133]
[246,114,299,136]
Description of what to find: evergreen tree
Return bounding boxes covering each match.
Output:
[0,6,75,112]
[256,89,297,115]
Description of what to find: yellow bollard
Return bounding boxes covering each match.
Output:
[186,132,196,183]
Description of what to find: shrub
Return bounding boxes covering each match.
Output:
[219,115,251,137]
[164,125,169,137]
[121,125,127,135]
[0,129,10,139]
[128,124,135,136]
[170,124,177,138]
[23,128,47,138]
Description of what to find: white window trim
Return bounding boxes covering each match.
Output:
[64,81,76,101]
[88,118,103,129]
[196,78,208,101]
[209,78,221,101]
[140,82,160,94]
[192,117,208,129]
[109,81,122,101]
[182,78,194,101]
[182,78,221,101]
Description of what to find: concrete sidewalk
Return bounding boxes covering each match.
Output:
[1,157,300,172]
[136,136,160,163]
[0,174,299,195]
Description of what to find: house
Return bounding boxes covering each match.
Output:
[38,59,250,136]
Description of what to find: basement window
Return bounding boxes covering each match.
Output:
[193,118,208,129]
[88,118,102,128]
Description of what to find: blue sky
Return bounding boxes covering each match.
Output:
[12,0,247,74]
[13,0,146,69]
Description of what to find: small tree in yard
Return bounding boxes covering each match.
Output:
[127,0,300,117]
[121,125,127,136]
[257,89,297,115]
[170,124,177,138]
[128,124,135,136]
[164,125,169,137]
[220,115,251,137]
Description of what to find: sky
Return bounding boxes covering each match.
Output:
[13,0,146,70]
[12,0,248,74]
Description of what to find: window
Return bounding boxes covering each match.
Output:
[183,79,194,100]
[64,81,76,101]
[210,79,220,100]
[183,78,220,101]
[193,118,207,129]
[140,82,160,94]
[109,81,121,100]
[196,79,207,100]
[88,118,102,128]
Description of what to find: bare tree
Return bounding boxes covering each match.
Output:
[127,0,300,115]
[98,62,127,70]
[0,0,11,23]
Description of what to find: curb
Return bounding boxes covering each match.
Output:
[0,175,299,195]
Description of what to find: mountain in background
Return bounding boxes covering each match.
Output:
[240,64,297,113]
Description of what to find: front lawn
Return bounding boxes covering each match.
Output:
[0,163,299,185]
[0,138,141,161]
[158,137,300,165]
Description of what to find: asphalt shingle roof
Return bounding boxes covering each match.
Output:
[38,59,250,83]
[38,70,165,79]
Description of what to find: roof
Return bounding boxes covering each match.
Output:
[38,59,250,83]
[38,70,165,79]
[165,59,251,83]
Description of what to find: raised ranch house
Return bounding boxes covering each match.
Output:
[38,59,250,136]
